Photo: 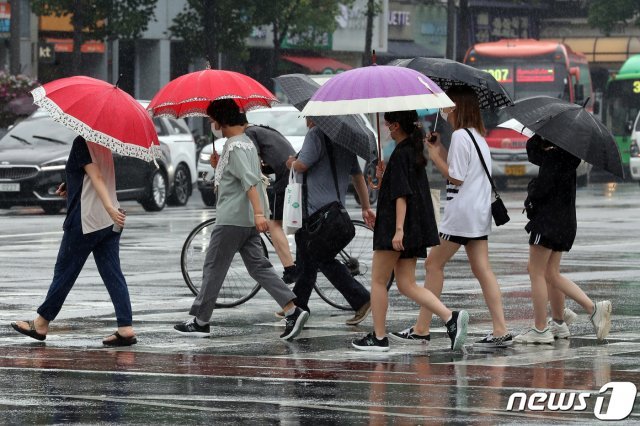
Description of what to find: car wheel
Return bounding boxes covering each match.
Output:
[41,204,64,215]
[167,164,191,206]
[201,190,216,207]
[141,169,167,211]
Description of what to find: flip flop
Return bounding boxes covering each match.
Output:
[11,320,46,341]
[102,331,137,347]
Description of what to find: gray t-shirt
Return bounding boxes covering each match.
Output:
[245,124,296,193]
[297,126,361,216]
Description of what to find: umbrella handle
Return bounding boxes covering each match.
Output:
[368,159,385,190]
[368,175,381,190]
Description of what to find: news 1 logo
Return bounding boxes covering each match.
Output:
[506,382,637,420]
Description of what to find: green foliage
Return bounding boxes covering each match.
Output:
[588,0,640,35]
[168,0,254,64]
[0,71,39,128]
[30,0,158,40]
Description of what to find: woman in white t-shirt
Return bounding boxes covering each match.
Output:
[389,85,512,348]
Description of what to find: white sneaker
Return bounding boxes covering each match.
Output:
[590,301,612,340]
[514,327,555,344]
[563,308,578,325]
[547,319,570,339]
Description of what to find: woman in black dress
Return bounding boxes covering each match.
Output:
[514,135,612,344]
[352,110,469,352]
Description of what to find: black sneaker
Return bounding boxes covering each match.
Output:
[280,307,309,340]
[474,332,513,348]
[388,327,430,345]
[352,332,390,352]
[282,265,300,284]
[174,318,210,337]
[445,310,469,351]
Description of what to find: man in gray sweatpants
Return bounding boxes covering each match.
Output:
[174,99,308,340]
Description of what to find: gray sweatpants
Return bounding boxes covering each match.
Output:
[189,224,296,322]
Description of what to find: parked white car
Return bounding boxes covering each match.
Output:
[629,110,640,181]
[139,101,198,208]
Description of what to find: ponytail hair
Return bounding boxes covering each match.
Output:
[383,110,426,167]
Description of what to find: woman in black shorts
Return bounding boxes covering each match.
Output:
[515,135,612,344]
[352,110,468,352]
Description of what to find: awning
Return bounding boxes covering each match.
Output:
[45,38,105,54]
[281,55,353,74]
[546,37,640,63]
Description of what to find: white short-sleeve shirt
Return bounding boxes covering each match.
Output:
[439,128,492,238]
[81,142,119,234]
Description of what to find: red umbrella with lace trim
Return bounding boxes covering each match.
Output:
[147,69,278,118]
[31,75,160,162]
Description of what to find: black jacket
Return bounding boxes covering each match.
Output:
[525,137,581,250]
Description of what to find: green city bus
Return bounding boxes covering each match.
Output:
[602,54,640,172]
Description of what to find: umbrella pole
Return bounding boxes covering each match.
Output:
[368,112,383,190]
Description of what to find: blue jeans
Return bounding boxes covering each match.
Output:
[37,225,133,327]
[293,227,370,312]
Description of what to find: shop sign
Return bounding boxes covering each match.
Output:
[0,3,10,37]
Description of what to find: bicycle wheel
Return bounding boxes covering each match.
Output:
[313,219,394,310]
[180,218,264,308]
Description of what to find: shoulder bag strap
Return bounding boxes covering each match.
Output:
[463,128,501,199]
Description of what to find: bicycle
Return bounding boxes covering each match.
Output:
[181,217,393,310]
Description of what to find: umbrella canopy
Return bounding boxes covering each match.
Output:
[388,57,513,110]
[498,96,624,178]
[274,74,377,162]
[300,65,454,116]
[148,69,278,118]
[31,76,160,162]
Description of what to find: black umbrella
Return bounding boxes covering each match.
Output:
[498,96,624,178]
[389,57,513,110]
[274,73,377,163]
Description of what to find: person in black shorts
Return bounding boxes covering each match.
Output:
[351,110,468,352]
[514,135,612,344]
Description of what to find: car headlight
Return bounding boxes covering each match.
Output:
[630,141,639,158]
[199,152,211,164]
[40,157,67,171]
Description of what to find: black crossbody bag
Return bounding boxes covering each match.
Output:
[302,137,356,261]
[463,128,510,226]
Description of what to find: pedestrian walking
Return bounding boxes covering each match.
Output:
[285,118,374,326]
[514,134,612,344]
[352,110,469,352]
[389,86,512,348]
[174,99,308,340]
[11,136,137,346]
[222,119,300,283]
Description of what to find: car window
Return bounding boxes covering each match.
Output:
[167,118,191,135]
[153,118,167,136]
[246,110,307,137]
[0,116,76,148]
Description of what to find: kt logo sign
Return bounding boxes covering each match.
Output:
[506,382,637,420]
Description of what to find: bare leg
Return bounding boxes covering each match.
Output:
[395,258,452,321]
[528,244,553,330]
[413,239,460,335]
[372,250,400,339]
[268,220,294,267]
[465,240,508,336]
[547,282,566,321]
[545,251,594,315]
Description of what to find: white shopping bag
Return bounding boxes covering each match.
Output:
[283,169,303,235]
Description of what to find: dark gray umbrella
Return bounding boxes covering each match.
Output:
[498,96,624,178]
[274,73,377,162]
[389,57,513,110]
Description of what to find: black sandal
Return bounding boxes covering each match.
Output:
[11,320,46,341]
[102,331,137,347]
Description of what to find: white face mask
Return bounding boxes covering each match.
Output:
[439,110,449,122]
[211,123,223,139]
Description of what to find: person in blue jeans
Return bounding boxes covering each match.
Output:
[10,136,136,347]
[286,118,375,326]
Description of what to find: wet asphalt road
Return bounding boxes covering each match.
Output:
[1,182,640,424]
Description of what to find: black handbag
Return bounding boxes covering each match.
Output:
[464,129,510,226]
[302,138,355,261]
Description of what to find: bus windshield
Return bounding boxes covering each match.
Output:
[475,60,569,101]
[604,79,640,137]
